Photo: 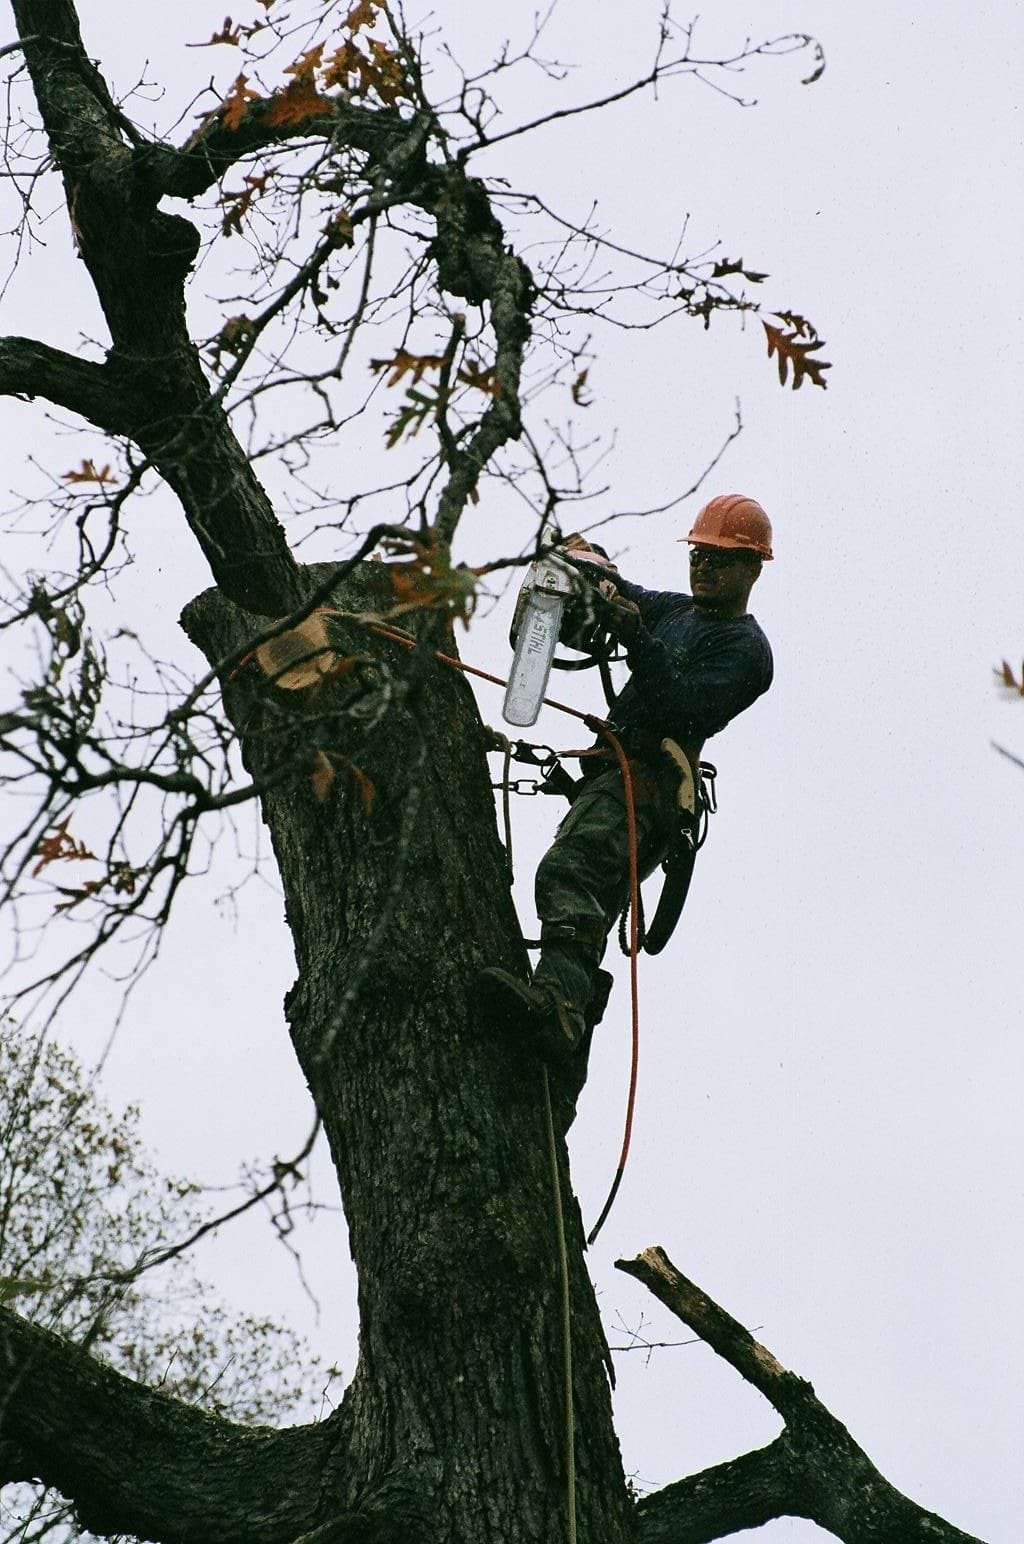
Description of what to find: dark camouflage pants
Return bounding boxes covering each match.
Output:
[533,761,678,1024]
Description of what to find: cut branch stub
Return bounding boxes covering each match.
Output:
[619,1247,987,1544]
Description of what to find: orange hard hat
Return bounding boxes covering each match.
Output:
[683,493,773,560]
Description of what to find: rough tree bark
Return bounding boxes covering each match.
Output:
[0,4,991,1542]
[179,567,634,1542]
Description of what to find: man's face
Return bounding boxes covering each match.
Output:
[688,545,760,614]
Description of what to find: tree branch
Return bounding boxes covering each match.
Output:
[0,1306,343,1544]
[0,336,127,433]
[150,98,415,201]
[620,1247,985,1544]
[10,0,306,617]
[630,1438,797,1544]
[0,1307,414,1544]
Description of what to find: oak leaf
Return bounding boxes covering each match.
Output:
[221,73,262,131]
[571,368,592,406]
[321,36,408,104]
[366,40,408,106]
[996,660,1024,697]
[345,0,378,32]
[310,749,336,803]
[265,77,334,128]
[309,750,375,812]
[62,460,116,486]
[191,17,257,47]
[387,556,478,625]
[218,172,274,236]
[763,315,831,390]
[53,878,105,914]
[458,357,501,397]
[32,819,96,877]
[209,314,257,370]
[370,348,447,387]
[384,390,435,448]
[323,207,355,247]
[711,257,768,283]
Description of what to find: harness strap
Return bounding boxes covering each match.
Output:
[541,918,606,951]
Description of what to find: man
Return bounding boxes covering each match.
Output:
[480,493,774,1062]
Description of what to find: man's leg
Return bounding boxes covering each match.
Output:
[530,771,636,1036]
[480,767,670,1058]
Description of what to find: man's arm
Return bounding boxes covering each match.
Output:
[623,623,773,741]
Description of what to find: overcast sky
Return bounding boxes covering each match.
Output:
[2,3,1022,1540]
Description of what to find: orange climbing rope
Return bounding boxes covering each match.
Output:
[367,622,641,1241]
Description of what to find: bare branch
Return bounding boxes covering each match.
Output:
[620,1247,986,1544]
[0,337,127,434]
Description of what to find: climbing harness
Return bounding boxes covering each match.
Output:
[493,733,716,960]
[617,748,718,958]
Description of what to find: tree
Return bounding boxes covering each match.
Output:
[0,3,984,1540]
[0,1023,332,1543]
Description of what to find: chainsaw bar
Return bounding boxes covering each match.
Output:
[502,555,576,727]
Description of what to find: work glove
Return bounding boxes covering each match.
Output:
[559,533,618,573]
[600,590,641,647]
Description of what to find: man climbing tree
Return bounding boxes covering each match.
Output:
[0,4,987,1542]
[480,494,774,1063]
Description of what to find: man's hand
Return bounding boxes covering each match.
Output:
[560,533,618,573]
[602,592,641,647]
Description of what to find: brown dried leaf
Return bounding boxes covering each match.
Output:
[321,34,408,104]
[310,749,336,803]
[365,40,408,106]
[310,751,375,812]
[349,763,376,814]
[264,73,335,128]
[387,556,479,624]
[571,368,592,406]
[218,172,274,236]
[711,257,768,283]
[371,348,448,388]
[32,819,96,877]
[763,318,831,391]
[53,878,104,914]
[209,314,257,368]
[458,357,501,397]
[193,16,247,47]
[62,460,116,486]
[221,73,262,131]
[323,207,355,247]
[345,0,377,31]
[996,660,1024,696]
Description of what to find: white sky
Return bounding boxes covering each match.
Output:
[2,3,1022,1540]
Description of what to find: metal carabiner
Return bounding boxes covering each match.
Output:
[491,777,543,795]
[512,741,559,769]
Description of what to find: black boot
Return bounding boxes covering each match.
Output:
[476,919,609,1063]
[475,967,585,1062]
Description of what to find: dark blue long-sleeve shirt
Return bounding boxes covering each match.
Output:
[606,577,773,757]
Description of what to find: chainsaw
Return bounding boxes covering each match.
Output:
[502,545,619,727]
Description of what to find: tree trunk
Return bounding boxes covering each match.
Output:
[182,565,635,1544]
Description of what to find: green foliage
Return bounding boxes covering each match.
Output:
[0,1024,335,1544]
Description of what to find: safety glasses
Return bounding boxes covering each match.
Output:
[688,546,752,570]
